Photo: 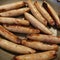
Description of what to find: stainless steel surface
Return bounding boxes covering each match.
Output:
[0,0,60,60]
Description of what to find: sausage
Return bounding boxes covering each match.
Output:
[0,25,21,44]
[0,8,29,17]
[0,38,35,54]
[22,40,58,51]
[43,1,60,27]
[0,17,29,26]
[34,1,55,26]
[14,51,56,60]
[26,0,47,26]
[27,34,60,44]
[0,1,25,12]
[3,25,40,34]
[24,12,52,35]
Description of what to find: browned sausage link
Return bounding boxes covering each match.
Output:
[3,25,40,34]
[22,40,58,51]
[0,1,25,12]
[34,1,55,26]
[0,38,36,54]
[0,8,30,17]
[0,17,29,26]
[14,51,56,60]
[43,1,60,27]
[27,34,60,44]
[24,12,52,35]
[0,25,21,43]
[26,0,47,26]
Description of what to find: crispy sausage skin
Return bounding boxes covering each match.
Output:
[0,1,25,12]
[34,1,55,26]
[0,17,30,26]
[4,25,40,34]
[22,40,58,51]
[0,8,29,17]
[27,34,60,44]
[0,25,21,43]
[14,51,56,60]
[0,38,36,54]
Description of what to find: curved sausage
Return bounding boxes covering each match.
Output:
[34,1,55,26]
[24,12,52,35]
[27,34,60,44]
[4,25,40,34]
[14,51,56,60]
[0,8,29,17]
[0,38,35,54]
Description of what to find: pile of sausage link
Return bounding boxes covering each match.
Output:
[0,0,60,60]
